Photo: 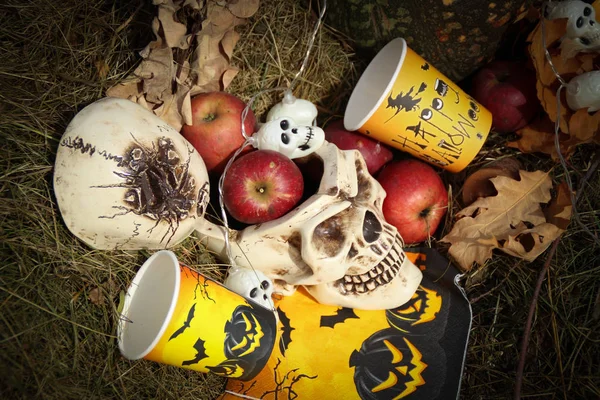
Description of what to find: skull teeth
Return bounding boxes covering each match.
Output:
[337,234,406,295]
[355,283,367,293]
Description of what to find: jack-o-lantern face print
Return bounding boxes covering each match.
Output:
[385,286,442,334]
[350,328,427,399]
[225,305,273,358]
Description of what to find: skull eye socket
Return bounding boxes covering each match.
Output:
[577,16,584,28]
[313,213,346,257]
[363,210,382,243]
[281,133,290,144]
[280,119,290,130]
[584,6,592,17]
[250,288,258,298]
[261,280,270,290]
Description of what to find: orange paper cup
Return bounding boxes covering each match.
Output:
[117,250,277,381]
[344,38,492,173]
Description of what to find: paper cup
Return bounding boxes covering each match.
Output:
[344,38,492,173]
[117,250,277,381]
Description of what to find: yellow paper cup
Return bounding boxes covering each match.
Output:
[344,38,492,173]
[117,250,277,381]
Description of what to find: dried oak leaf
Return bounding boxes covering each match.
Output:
[107,0,254,130]
[226,0,260,18]
[544,181,573,230]
[89,287,104,305]
[569,108,600,144]
[158,6,190,49]
[509,114,574,160]
[441,170,568,271]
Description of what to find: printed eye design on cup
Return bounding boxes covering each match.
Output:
[430,98,451,121]
[434,78,460,104]
[468,101,480,121]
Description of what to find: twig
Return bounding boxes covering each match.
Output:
[470,261,521,304]
[514,237,561,400]
[576,151,600,203]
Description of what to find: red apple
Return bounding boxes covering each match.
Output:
[181,91,256,175]
[223,150,304,224]
[324,120,394,175]
[377,159,448,244]
[471,60,540,133]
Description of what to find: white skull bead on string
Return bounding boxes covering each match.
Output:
[251,117,325,159]
[566,70,600,112]
[250,90,324,159]
[224,268,275,310]
[543,0,600,59]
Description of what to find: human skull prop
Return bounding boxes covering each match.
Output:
[543,0,600,58]
[224,267,275,310]
[251,117,325,159]
[566,70,600,112]
[53,97,210,250]
[197,141,422,310]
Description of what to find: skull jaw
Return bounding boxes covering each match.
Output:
[303,257,423,310]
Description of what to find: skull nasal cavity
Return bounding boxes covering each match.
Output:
[363,211,382,243]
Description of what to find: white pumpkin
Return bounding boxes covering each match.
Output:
[53,97,210,250]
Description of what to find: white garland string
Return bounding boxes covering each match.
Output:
[215,0,328,312]
[540,12,600,247]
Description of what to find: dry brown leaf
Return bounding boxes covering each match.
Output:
[106,0,256,130]
[509,114,574,160]
[204,2,237,35]
[106,77,143,99]
[461,161,522,206]
[441,170,566,271]
[525,15,600,158]
[95,59,110,79]
[221,29,240,60]
[89,287,104,305]
[227,0,260,18]
[183,0,205,10]
[158,6,189,49]
[155,84,193,130]
[569,109,600,143]
[138,46,174,104]
[502,222,562,261]
[544,181,573,230]
[221,67,239,89]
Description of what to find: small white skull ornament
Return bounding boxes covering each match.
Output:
[197,141,423,310]
[543,0,600,58]
[224,267,275,310]
[251,117,325,159]
[53,97,210,250]
[266,90,318,126]
[566,70,600,112]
